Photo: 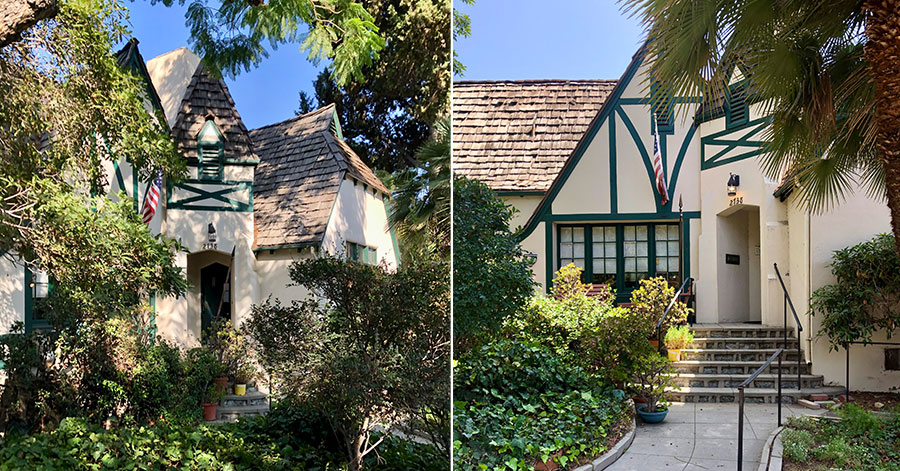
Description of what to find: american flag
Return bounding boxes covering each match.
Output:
[652,125,669,206]
[140,170,163,224]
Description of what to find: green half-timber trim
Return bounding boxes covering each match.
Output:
[700,117,772,170]
[618,97,703,105]
[609,111,618,214]
[615,106,665,213]
[167,180,253,212]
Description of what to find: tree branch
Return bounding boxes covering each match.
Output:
[0,0,58,49]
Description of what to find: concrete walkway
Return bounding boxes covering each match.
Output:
[605,402,825,471]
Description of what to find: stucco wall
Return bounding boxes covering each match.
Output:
[502,195,542,231]
[0,254,24,333]
[786,190,894,391]
[322,177,398,269]
[255,248,315,305]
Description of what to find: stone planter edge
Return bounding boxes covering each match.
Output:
[572,401,637,471]
[756,425,784,471]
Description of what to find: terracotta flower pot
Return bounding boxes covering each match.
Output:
[201,402,217,421]
[649,339,660,348]
[213,376,228,394]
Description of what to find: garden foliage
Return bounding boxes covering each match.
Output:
[0,400,447,471]
[453,340,627,471]
[245,256,449,470]
[811,233,900,348]
[781,405,900,470]
[453,177,534,352]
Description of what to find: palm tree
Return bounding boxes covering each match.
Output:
[388,117,451,260]
[622,0,900,255]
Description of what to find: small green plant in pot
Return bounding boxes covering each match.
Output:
[634,353,678,423]
[664,325,694,362]
[233,364,256,396]
[201,385,224,421]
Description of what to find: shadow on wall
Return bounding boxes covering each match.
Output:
[0,254,24,333]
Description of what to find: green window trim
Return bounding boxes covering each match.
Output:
[556,221,683,302]
[347,242,377,265]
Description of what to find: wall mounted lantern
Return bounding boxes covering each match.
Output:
[727,173,740,196]
[208,223,217,244]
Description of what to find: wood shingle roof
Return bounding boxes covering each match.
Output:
[250,104,388,249]
[452,79,617,192]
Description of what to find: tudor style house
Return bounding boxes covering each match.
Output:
[0,41,399,348]
[453,46,896,396]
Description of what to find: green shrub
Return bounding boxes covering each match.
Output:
[453,177,534,352]
[837,403,883,438]
[811,233,900,348]
[814,437,854,467]
[454,340,627,471]
[629,277,691,337]
[781,428,814,462]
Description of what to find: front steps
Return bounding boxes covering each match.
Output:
[666,324,843,404]
[209,388,270,424]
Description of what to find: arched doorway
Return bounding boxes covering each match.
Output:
[716,205,761,323]
[200,262,231,335]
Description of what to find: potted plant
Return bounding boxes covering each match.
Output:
[212,361,228,394]
[634,353,677,424]
[233,364,256,396]
[201,385,224,421]
[664,325,694,362]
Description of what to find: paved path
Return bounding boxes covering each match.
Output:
[606,402,824,471]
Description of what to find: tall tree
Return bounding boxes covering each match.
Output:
[623,0,900,255]
[0,0,186,296]
[300,0,451,172]
[389,117,450,260]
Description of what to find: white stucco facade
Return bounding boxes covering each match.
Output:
[501,49,895,391]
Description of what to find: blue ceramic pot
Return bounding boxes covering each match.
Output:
[636,404,668,424]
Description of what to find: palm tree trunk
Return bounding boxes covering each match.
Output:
[865,0,900,256]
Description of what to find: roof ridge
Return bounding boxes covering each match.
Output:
[250,103,336,133]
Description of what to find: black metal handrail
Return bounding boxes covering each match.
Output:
[773,263,803,391]
[655,277,693,352]
[737,348,784,471]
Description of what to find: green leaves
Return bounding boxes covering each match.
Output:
[453,341,628,471]
[811,233,900,349]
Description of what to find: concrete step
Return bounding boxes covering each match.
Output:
[216,404,269,422]
[220,391,268,408]
[690,325,792,339]
[667,386,845,404]
[673,360,812,375]
[680,348,804,362]
[688,337,800,350]
[667,373,824,389]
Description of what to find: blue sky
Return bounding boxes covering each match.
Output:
[454,0,646,81]
[125,1,323,129]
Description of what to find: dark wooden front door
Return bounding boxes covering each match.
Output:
[200,262,230,335]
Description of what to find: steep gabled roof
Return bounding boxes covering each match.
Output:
[452,79,617,192]
[170,65,258,163]
[250,104,388,249]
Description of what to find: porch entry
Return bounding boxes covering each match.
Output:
[716,205,761,323]
[557,221,683,302]
[200,262,231,335]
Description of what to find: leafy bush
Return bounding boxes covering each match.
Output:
[453,177,534,352]
[780,408,900,470]
[629,277,691,338]
[664,325,694,350]
[814,437,854,467]
[811,233,900,348]
[837,403,884,438]
[454,340,627,471]
[246,256,449,470]
[0,400,447,471]
[633,353,676,413]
